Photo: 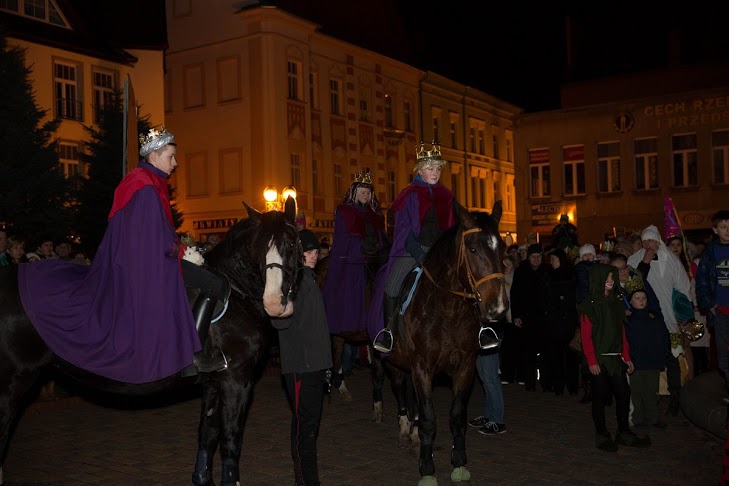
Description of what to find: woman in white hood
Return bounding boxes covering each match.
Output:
[627,224,691,416]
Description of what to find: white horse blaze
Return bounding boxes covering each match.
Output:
[262,239,293,318]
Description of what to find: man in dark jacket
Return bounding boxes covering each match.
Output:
[273,229,333,486]
[510,243,549,391]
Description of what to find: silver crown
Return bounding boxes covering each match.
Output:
[139,128,175,157]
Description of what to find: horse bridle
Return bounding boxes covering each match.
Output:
[421,227,504,301]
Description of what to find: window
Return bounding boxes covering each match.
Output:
[287,60,301,101]
[384,94,393,128]
[24,0,43,18]
[449,112,458,149]
[672,133,698,187]
[505,175,514,212]
[58,141,81,178]
[712,129,729,185]
[290,153,301,189]
[54,61,81,121]
[469,125,476,152]
[329,79,342,115]
[334,163,343,197]
[506,138,512,162]
[403,100,412,132]
[492,133,498,159]
[312,158,320,195]
[387,170,397,202]
[563,145,585,196]
[308,72,319,110]
[431,108,440,143]
[450,172,459,200]
[92,69,115,123]
[597,141,621,193]
[0,0,18,12]
[634,138,659,190]
[478,127,484,154]
[529,148,551,198]
[359,85,370,122]
[1,0,66,26]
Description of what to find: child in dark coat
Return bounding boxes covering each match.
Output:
[624,287,671,428]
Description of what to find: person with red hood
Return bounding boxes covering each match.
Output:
[371,142,456,353]
[18,128,228,384]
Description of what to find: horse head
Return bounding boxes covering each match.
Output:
[230,200,301,318]
[457,201,508,323]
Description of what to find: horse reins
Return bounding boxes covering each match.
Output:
[421,227,504,300]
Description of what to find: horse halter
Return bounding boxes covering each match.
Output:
[421,227,505,300]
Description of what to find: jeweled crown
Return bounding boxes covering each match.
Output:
[416,141,441,161]
[139,128,175,157]
[624,274,644,296]
[353,170,372,185]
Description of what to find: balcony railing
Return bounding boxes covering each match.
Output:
[56,98,83,121]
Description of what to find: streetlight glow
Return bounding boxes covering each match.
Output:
[262,185,297,212]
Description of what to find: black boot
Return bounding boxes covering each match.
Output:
[182,292,228,376]
[374,295,398,353]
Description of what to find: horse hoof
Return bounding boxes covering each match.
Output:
[337,384,352,401]
[451,466,471,482]
[372,402,384,423]
[418,475,438,486]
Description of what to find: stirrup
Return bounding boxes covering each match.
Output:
[373,328,393,353]
[197,346,229,373]
[478,325,500,351]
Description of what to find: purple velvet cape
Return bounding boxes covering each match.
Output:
[322,204,386,334]
[18,163,200,384]
[366,177,455,341]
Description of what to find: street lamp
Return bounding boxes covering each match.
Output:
[263,185,297,211]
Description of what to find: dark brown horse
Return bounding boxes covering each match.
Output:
[379,201,507,485]
[0,199,301,486]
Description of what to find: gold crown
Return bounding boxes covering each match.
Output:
[416,141,442,161]
[180,234,196,247]
[624,274,644,296]
[139,128,175,156]
[353,170,372,185]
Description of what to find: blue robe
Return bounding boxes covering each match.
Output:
[19,162,200,384]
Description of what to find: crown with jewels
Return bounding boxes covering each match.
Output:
[624,274,644,296]
[416,141,441,161]
[353,170,372,185]
[414,141,445,172]
[139,128,175,157]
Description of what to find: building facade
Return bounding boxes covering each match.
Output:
[1,0,166,180]
[164,1,519,242]
[515,75,729,247]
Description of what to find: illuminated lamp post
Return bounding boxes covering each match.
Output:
[263,185,297,211]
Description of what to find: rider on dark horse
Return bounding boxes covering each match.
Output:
[18,128,229,384]
[369,142,502,353]
[322,170,388,338]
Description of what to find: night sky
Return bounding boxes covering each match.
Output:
[396,2,729,112]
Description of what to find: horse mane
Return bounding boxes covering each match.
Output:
[422,201,503,278]
[204,217,267,308]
